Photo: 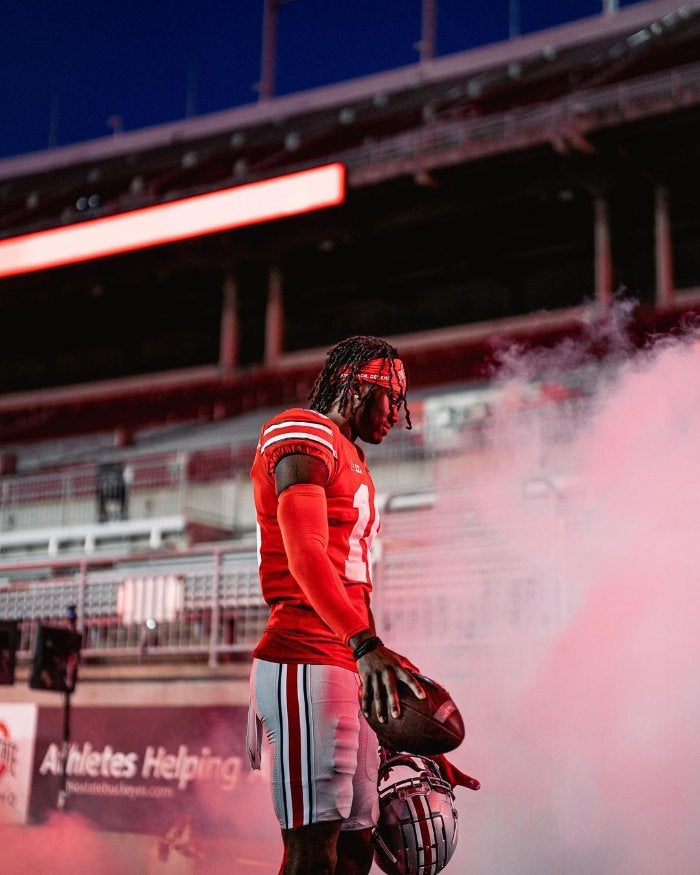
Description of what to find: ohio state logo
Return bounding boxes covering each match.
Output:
[0,721,19,780]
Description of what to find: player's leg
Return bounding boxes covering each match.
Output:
[279,820,342,874]
[336,688,380,875]
[336,826,375,875]
[251,660,372,873]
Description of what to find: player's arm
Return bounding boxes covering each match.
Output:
[274,453,370,644]
[274,452,328,493]
[276,453,423,721]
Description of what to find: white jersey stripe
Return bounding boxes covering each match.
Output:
[264,419,333,436]
[277,664,292,828]
[260,431,337,458]
[298,665,314,824]
[277,664,315,829]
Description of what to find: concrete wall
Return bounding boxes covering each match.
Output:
[1,662,252,710]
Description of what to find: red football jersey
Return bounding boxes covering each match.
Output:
[251,408,380,670]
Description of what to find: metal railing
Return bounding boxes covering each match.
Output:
[0,379,602,672]
[0,381,593,553]
[346,60,700,183]
[0,542,266,666]
[0,434,435,539]
[0,446,252,535]
[0,436,590,671]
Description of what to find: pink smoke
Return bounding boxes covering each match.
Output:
[377,330,700,874]
[1,812,129,875]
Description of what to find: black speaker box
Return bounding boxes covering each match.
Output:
[0,620,19,686]
[29,624,82,693]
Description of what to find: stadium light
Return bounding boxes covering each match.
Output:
[0,162,346,280]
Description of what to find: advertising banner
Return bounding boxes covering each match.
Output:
[29,706,249,837]
[0,703,39,825]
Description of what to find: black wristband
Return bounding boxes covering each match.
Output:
[352,636,383,661]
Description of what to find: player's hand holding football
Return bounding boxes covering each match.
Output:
[351,634,425,724]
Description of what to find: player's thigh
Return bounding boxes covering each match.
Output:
[251,659,371,829]
[336,826,375,875]
[281,820,342,875]
[343,702,379,831]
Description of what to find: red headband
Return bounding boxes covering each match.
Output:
[342,357,406,395]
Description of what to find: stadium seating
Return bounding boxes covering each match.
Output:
[0,369,593,669]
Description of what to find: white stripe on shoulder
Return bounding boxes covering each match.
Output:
[263,419,333,437]
[260,432,337,458]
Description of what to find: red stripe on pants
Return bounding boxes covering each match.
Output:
[285,667,305,828]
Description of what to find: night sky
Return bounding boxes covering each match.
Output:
[1,0,645,160]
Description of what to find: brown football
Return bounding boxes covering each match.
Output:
[361,674,465,755]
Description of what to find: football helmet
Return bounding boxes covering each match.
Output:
[373,750,459,875]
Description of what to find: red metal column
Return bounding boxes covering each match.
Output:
[593,196,613,310]
[219,272,239,373]
[265,265,284,366]
[259,0,280,101]
[654,183,674,307]
[420,0,436,62]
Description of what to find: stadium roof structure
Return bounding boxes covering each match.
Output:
[1,0,700,441]
[1,0,699,238]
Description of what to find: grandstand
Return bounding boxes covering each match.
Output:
[1,0,699,439]
[1,0,699,865]
[0,0,696,720]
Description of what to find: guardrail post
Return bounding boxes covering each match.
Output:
[0,480,7,531]
[177,452,187,516]
[77,559,87,635]
[61,472,69,526]
[209,549,222,667]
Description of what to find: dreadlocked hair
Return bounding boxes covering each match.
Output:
[308,335,412,429]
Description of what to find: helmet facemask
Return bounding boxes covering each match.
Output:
[373,751,459,875]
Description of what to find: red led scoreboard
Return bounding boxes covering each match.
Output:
[0,162,345,279]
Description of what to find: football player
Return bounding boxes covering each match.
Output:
[247,335,425,875]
